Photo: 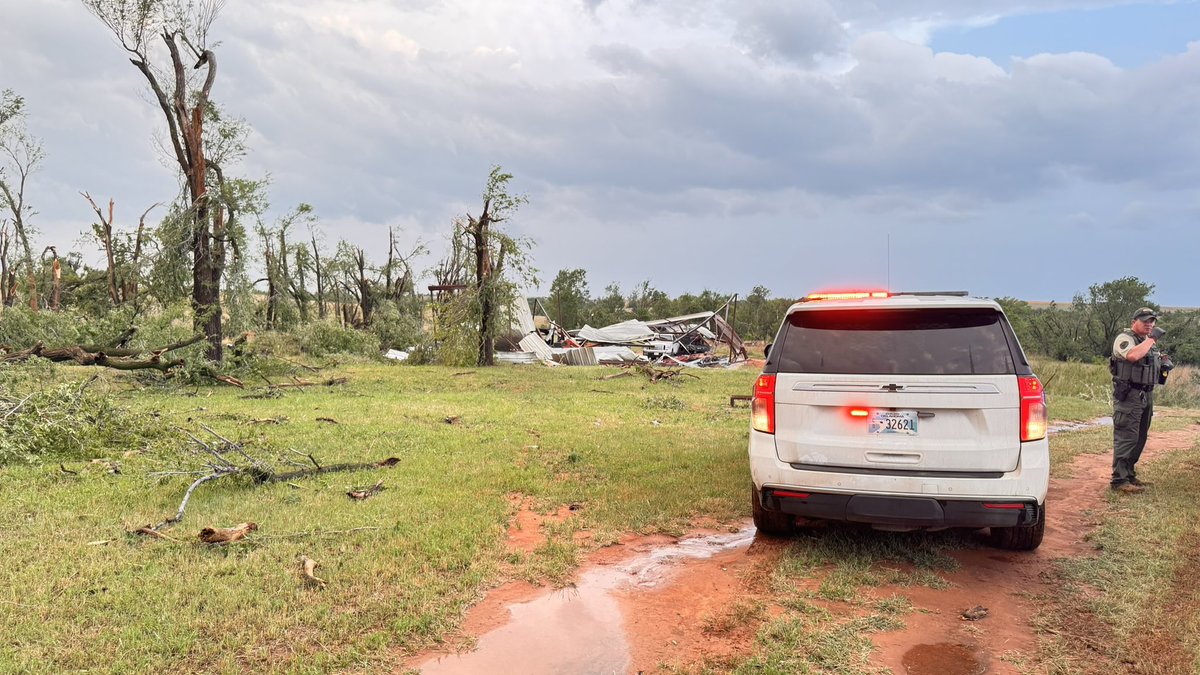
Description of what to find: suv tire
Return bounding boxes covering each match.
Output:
[988,503,1045,551]
[751,485,795,537]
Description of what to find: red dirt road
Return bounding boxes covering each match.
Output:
[411,420,1200,674]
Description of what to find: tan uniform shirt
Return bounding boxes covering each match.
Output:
[1113,332,1140,361]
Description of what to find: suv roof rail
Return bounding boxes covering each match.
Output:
[891,290,970,297]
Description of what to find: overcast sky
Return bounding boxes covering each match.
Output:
[2,0,1198,306]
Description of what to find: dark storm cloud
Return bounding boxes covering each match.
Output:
[3,0,1198,305]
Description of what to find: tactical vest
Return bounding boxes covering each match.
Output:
[1110,329,1160,388]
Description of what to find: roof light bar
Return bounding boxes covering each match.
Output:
[804,291,890,301]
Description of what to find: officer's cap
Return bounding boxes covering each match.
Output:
[1132,307,1158,322]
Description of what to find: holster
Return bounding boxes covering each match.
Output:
[1114,380,1131,403]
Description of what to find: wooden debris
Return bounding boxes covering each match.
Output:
[347,480,385,501]
[199,522,258,544]
[272,377,348,390]
[300,556,327,587]
[246,416,288,425]
[59,463,78,476]
[316,417,339,424]
[133,527,181,543]
[600,371,631,381]
[444,415,461,425]
[961,605,989,621]
[90,459,121,475]
[729,394,752,407]
[375,457,401,467]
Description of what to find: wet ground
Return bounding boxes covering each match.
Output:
[409,417,1199,674]
[415,528,757,674]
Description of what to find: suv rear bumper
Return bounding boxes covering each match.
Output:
[749,429,1049,528]
[759,488,1040,528]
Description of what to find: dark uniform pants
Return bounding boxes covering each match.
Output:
[1112,388,1153,486]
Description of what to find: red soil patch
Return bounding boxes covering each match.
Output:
[410,421,1200,674]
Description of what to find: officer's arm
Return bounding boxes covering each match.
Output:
[1126,338,1156,362]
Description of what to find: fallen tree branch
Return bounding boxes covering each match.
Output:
[270,377,349,390]
[347,480,385,500]
[199,522,258,544]
[1,335,204,372]
[300,556,327,587]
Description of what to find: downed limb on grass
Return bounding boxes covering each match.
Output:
[300,556,327,587]
[0,335,203,373]
[347,480,385,500]
[143,425,401,532]
[271,377,348,390]
[199,522,258,544]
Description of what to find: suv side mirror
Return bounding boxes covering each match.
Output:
[763,343,772,359]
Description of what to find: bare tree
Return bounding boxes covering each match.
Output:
[0,90,44,311]
[83,192,160,307]
[82,0,231,360]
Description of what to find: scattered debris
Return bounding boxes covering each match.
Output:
[496,294,748,367]
[961,605,989,621]
[199,522,258,544]
[59,464,78,476]
[90,459,121,474]
[143,426,401,533]
[301,556,327,587]
[316,417,339,424]
[444,415,461,425]
[384,349,409,361]
[87,540,113,546]
[133,527,181,543]
[272,377,348,390]
[600,371,632,381]
[247,416,288,425]
[347,480,385,501]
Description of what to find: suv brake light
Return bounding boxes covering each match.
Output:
[1018,376,1047,442]
[805,291,890,301]
[751,374,775,434]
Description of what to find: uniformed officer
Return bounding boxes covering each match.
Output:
[1109,307,1166,494]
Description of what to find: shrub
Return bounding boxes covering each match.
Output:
[1155,365,1200,408]
[293,320,381,358]
[370,300,423,351]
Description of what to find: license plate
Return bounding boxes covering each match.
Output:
[868,410,918,435]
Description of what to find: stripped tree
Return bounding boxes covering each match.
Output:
[462,166,531,367]
[82,0,232,360]
[0,89,44,311]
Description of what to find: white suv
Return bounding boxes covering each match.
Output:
[749,291,1049,550]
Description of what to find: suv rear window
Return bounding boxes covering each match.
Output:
[775,308,1016,375]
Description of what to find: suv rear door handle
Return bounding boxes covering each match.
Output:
[881,384,904,392]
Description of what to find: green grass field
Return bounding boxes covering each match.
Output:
[0,363,757,672]
[2,358,1198,673]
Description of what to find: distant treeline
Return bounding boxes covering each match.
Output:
[541,272,1200,366]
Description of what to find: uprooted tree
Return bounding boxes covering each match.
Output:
[83,0,235,361]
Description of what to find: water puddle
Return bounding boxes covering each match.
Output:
[416,525,757,675]
[901,642,986,675]
[1047,416,1112,434]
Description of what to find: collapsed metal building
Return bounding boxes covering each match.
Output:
[498,294,748,367]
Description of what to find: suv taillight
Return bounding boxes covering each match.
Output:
[1019,376,1047,442]
[752,374,775,434]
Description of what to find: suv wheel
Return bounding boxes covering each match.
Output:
[751,485,795,537]
[988,503,1045,551]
